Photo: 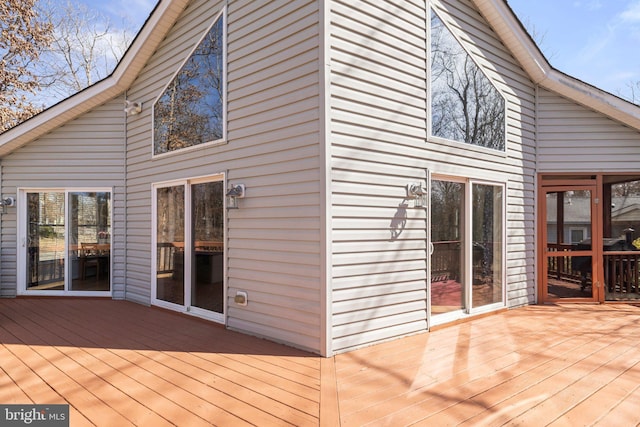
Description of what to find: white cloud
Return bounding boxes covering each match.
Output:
[102,0,156,30]
[581,1,640,60]
[620,1,640,21]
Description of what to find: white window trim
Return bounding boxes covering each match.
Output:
[151,6,228,159]
[569,227,588,244]
[16,187,113,297]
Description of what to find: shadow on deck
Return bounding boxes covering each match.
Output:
[1,298,640,425]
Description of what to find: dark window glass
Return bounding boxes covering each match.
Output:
[472,184,503,308]
[154,14,224,154]
[430,180,465,315]
[431,10,505,151]
[156,185,185,305]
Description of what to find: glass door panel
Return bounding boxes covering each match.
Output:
[156,185,185,305]
[69,192,111,291]
[26,192,65,291]
[603,177,640,301]
[191,181,224,313]
[430,180,465,315]
[472,184,503,308]
[543,188,597,300]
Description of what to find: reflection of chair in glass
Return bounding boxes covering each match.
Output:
[80,243,107,280]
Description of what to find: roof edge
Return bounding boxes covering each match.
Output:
[0,0,190,157]
[477,0,640,130]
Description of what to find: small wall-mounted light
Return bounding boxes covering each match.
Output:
[0,196,15,214]
[226,184,245,209]
[407,183,427,207]
[124,100,142,116]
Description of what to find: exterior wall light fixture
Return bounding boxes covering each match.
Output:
[226,184,245,209]
[124,100,142,116]
[0,196,15,214]
[407,183,427,207]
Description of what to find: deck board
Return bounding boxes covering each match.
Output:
[2,299,640,425]
[336,304,640,426]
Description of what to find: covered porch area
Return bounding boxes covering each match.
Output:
[1,298,640,425]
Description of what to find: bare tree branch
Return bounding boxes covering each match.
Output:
[0,0,53,131]
[35,0,133,101]
[618,81,640,105]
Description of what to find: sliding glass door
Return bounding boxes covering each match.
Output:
[154,176,225,321]
[430,178,505,323]
[23,190,111,294]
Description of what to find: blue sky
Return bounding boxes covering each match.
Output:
[78,0,156,32]
[508,0,640,100]
[74,0,640,101]
[29,0,157,107]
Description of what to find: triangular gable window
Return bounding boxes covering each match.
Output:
[153,12,225,155]
[430,9,505,151]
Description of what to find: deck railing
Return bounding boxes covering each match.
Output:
[603,251,640,300]
[546,243,640,300]
[156,241,223,275]
[28,258,65,286]
[431,241,460,282]
[157,242,178,274]
[546,243,585,284]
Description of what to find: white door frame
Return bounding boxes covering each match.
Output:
[428,174,507,328]
[151,173,226,323]
[16,187,113,296]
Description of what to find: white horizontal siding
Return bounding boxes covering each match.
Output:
[537,88,640,172]
[122,0,322,352]
[226,0,321,352]
[329,0,428,353]
[0,96,126,298]
[329,0,537,353]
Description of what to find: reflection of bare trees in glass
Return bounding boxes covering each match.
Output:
[26,192,66,286]
[154,15,224,155]
[472,184,503,306]
[157,186,185,244]
[473,185,502,271]
[70,192,111,244]
[431,180,463,242]
[612,180,640,197]
[431,10,505,151]
[192,182,224,243]
[198,27,224,139]
[157,183,224,245]
[473,185,499,245]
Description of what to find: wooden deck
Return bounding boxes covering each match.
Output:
[2,299,640,425]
